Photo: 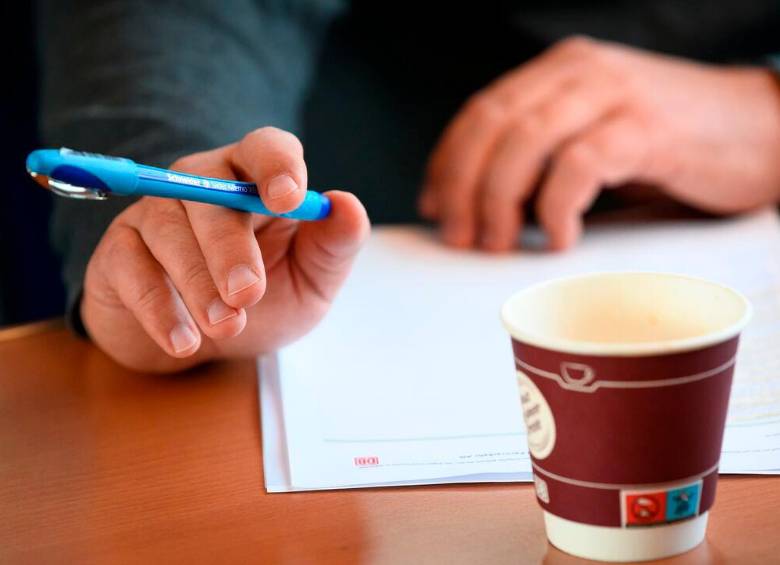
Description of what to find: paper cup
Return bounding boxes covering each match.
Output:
[501,272,751,562]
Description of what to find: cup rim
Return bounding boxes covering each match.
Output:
[500,271,753,357]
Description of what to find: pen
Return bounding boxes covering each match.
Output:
[25,147,331,221]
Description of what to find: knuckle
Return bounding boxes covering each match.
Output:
[245,126,277,141]
[280,130,304,153]
[204,220,249,245]
[131,282,169,317]
[241,127,274,150]
[178,261,213,293]
[547,94,588,124]
[197,218,230,241]
[244,126,303,154]
[510,113,544,138]
[556,35,596,56]
[144,200,189,233]
[102,223,140,261]
[170,153,202,173]
[590,131,624,162]
[556,36,616,68]
[559,142,598,172]
[465,93,506,123]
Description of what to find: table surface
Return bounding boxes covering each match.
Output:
[1,324,778,565]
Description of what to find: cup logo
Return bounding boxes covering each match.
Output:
[517,370,556,459]
[621,480,702,527]
[560,362,595,386]
[630,494,663,522]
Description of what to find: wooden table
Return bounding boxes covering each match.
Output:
[1,324,778,564]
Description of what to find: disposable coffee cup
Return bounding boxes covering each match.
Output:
[501,272,751,562]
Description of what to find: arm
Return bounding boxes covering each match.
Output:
[37,1,369,373]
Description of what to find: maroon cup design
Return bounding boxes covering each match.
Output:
[501,272,751,561]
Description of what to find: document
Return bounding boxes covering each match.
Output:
[260,208,780,492]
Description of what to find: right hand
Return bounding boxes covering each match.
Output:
[81,127,370,373]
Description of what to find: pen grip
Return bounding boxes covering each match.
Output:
[135,165,330,221]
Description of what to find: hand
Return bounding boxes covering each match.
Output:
[420,36,780,251]
[82,127,370,372]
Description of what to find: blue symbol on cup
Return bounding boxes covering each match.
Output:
[665,484,701,522]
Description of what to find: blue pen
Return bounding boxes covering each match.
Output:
[25,147,331,221]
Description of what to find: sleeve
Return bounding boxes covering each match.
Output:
[37,0,345,335]
[768,54,780,73]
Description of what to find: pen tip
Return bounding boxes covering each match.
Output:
[29,171,51,190]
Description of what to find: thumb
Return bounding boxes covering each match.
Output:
[291,191,370,302]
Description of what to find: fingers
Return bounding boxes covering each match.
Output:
[478,79,621,251]
[487,36,600,107]
[131,199,249,340]
[173,148,269,310]
[184,201,267,309]
[422,36,638,250]
[230,127,308,215]
[422,94,507,247]
[290,191,370,303]
[421,36,593,221]
[90,224,202,358]
[537,114,651,250]
[84,126,345,369]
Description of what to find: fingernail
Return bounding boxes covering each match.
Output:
[267,174,298,200]
[207,298,238,326]
[170,323,198,353]
[227,264,261,296]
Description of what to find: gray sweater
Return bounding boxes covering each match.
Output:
[37,0,780,328]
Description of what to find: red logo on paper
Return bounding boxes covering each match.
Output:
[354,456,380,467]
[625,492,666,526]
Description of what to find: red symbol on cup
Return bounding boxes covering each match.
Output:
[354,456,380,467]
[561,362,595,387]
[633,496,659,519]
[625,492,667,526]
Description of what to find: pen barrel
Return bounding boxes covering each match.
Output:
[26,148,330,221]
[136,165,330,221]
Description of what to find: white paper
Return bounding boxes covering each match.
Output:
[260,208,780,492]
[259,358,531,492]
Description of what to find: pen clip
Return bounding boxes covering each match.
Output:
[27,171,109,201]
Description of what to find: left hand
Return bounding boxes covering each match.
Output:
[419,36,780,251]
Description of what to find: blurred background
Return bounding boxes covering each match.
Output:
[1,2,65,327]
[4,1,777,330]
